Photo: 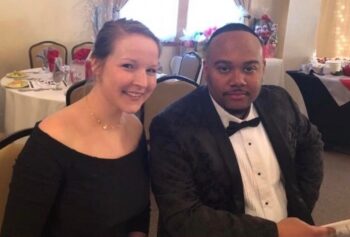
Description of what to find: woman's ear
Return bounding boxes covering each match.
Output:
[90,58,102,77]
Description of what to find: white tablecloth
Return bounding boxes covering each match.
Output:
[314,74,350,106]
[1,68,66,134]
[263,58,284,87]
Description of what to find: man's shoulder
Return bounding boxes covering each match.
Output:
[260,85,289,96]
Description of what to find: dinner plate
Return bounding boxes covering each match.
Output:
[6,71,28,79]
[5,79,29,89]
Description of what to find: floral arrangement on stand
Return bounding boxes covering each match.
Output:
[179,26,217,56]
[252,14,278,58]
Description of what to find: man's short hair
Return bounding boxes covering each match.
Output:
[205,23,263,50]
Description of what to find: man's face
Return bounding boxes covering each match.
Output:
[204,31,265,118]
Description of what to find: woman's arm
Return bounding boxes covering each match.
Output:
[0,133,63,237]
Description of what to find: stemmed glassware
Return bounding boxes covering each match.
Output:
[52,57,64,90]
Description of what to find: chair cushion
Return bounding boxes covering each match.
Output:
[0,143,24,230]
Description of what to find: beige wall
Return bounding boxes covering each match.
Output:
[282,0,322,116]
[0,0,92,77]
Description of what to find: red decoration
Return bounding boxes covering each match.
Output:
[263,44,276,58]
[340,78,350,91]
[47,49,59,72]
[73,48,91,61]
[342,64,350,76]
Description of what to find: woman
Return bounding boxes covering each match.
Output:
[1,19,160,237]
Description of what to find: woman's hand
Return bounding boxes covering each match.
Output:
[277,218,335,237]
[128,231,147,237]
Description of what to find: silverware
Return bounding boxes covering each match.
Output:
[18,88,51,92]
[29,81,34,88]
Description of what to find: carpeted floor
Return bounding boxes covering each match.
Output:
[313,150,350,225]
[149,150,350,236]
[149,192,159,237]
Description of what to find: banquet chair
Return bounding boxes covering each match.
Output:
[66,80,94,105]
[29,41,68,68]
[169,55,182,75]
[71,41,94,61]
[142,75,199,141]
[0,127,33,230]
[178,51,203,84]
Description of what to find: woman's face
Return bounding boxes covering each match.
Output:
[94,34,159,114]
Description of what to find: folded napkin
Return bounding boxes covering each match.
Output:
[36,49,48,68]
[32,79,55,89]
[73,48,91,61]
[340,78,350,91]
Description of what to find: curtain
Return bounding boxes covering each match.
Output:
[316,0,350,58]
[92,0,129,36]
[233,0,251,22]
[112,0,129,19]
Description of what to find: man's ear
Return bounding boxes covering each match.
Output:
[262,58,266,74]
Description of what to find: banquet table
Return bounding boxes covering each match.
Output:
[287,70,350,151]
[0,68,66,134]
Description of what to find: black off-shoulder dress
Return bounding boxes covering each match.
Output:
[1,124,150,237]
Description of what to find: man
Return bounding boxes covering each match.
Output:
[150,23,334,237]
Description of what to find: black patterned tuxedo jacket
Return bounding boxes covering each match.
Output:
[150,85,323,237]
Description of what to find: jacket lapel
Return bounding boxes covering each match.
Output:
[254,93,313,223]
[254,97,295,183]
[197,87,245,212]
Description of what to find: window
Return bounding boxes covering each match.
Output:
[120,0,179,41]
[119,0,243,41]
[185,0,243,35]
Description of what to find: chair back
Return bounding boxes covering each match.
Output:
[29,41,68,68]
[66,80,94,105]
[0,128,33,230]
[178,51,202,83]
[71,41,94,61]
[169,56,182,75]
[142,75,198,140]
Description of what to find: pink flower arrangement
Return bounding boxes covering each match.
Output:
[253,14,278,46]
[253,14,278,58]
[203,27,217,39]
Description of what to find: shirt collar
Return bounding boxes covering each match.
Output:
[209,93,258,128]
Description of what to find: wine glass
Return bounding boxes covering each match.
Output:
[52,70,65,90]
[51,57,64,90]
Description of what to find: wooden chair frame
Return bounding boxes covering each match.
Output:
[71,41,94,60]
[66,80,94,105]
[29,41,68,68]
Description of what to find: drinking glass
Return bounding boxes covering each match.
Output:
[52,70,65,90]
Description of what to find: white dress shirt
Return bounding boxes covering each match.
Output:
[211,96,287,222]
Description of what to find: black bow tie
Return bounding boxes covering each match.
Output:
[226,117,261,136]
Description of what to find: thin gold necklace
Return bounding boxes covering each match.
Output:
[85,96,121,131]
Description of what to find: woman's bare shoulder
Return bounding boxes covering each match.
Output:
[39,103,84,141]
[124,114,143,138]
